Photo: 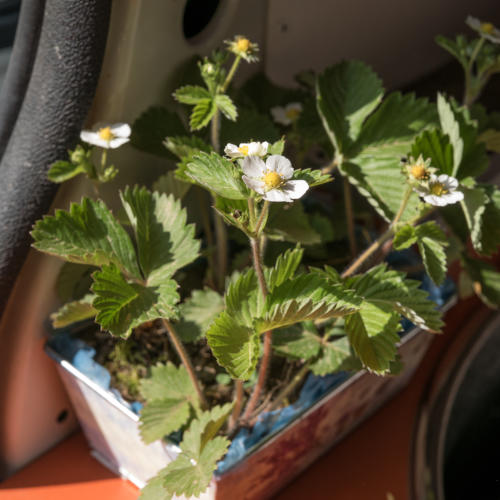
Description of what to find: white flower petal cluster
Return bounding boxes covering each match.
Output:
[242,154,309,202]
[466,16,500,44]
[224,141,269,159]
[414,174,464,207]
[80,123,131,149]
[271,103,303,126]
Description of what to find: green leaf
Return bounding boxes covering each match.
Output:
[476,188,500,256]
[120,187,200,284]
[410,129,454,176]
[50,294,96,328]
[435,35,469,70]
[173,85,211,104]
[206,312,259,380]
[292,168,333,187]
[393,225,418,250]
[176,288,224,343]
[164,135,211,160]
[272,324,323,360]
[310,336,361,376]
[224,268,263,327]
[460,186,489,253]
[31,198,141,278]
[131,106,186,158]
[268,138,285,155]
[343,92,437,222]
[185,152,249,199]
[462,257,500,308]
[56,262,95,302]
[266,202,322,245]
[47,160,86,183]
[258,274,361,332]
[316,60,384,155]
[215,94,237,121]
[415,222,448,286]
[153,171,191,200]
[154,404,232,499]
[139,363,199,444]
[190,98,217,131]
[437,93,463,175]
[91,264,179,338]
[264,247,303,292]
[478,129,500,153]
[220,107,280,147]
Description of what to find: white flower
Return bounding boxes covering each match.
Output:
[271,103,303,126]
[224,141,269,159]
[242,154,309,202]
[414,174,464,207]
[80,123,131,149]
[466,16,500,44]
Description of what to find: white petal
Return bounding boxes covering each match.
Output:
[445,191,464,204]
[80,130,98,145]
[283,180,309,199]
[109,137,130,149]
[423,194,447,206]
[242,156,265,177]
[110,123,131,138]
[271,106,290,126]
[267,154,293,179]
[242,175,265,194]
[466,16,481,31]
[264,188,292,202]
[224,143,241,157]
[248,142,268,156]
[285,102,303,113]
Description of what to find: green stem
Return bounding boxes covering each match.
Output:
[213,208,228,292]
[341,186,412,278]
[248,198,257,228]
[162,319,208,410]
[222,55,242,93]
[228,380,245,433]
[254,200,270,236]
[100,148,107,178]
[197,190,216,289]
[241,238,271,421]
[463,37,485,107]
[344,177,357,259]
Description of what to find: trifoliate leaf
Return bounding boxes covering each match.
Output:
[258,274,361,332]
[310,336,361,376]
[47,160,87,183]
[176,288,224,343]
[215,94,237,121]
[266,202,322,245]
[219,107,280,147]
[206,312,259,380]
[272,323,322,360]
[292,168,332,187]
[91,264,179,338]
[154,404,232,499]
[224,268,263,327]
[139,363,199,443]
[185,151,249,199]
[31,198,141,279]
[190,98,217,131]
[264,247,304,293]
[50,294,97,328]
[173,85,211,104]
[130,106,186,158]
[342,92,437,222]
[153,171,191,200]
[120,187,200,284]
[410,129,454,176]
[316,60,384,155]
[462,257,500,308]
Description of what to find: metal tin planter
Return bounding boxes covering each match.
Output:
[45,301,452,500]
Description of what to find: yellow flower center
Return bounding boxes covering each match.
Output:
[236,38,251,52]
[262,171,283,190]
[238,145,249,156]
[98,127,115,141]
[430,182,448,196]
[410,164,428,179]
[481,22,494,34]
[285,108,301,122]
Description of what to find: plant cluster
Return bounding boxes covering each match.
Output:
[31,18,500,499]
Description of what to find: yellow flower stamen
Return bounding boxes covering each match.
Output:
[98,127,115,142]
[236,37,251,53]
[238,145,249,156]
[430,182,448,196]
[410,164,428,180]
[285,108,301,122]
[262,171,283,190]
[481,22,495,34]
